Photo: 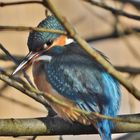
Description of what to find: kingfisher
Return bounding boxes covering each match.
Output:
[12,15,121,140]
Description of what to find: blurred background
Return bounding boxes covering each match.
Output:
[0,0,140,140]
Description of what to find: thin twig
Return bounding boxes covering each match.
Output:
[0,44,35,87]
[1,0,140,20]
[83,0,140,21]
[115,66,140,75]
[0,54,23,61]
[86,27,140,43]
[0,44,18,65]
[0,25,66,35]
[0,0,43,7]
[0,25,139,42]
[1,0,140,21]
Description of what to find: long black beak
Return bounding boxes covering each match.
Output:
[12,43,54,75]
[12,51,37,75]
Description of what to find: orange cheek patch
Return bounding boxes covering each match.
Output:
[52,35,66,46]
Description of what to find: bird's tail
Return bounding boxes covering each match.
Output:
[97,120,112,140]
[99,131,111,140]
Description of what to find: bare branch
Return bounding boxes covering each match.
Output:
[0,0,43,7]
[82,0,140,21]
[1,0,140,21]
[116,66,140,75]
[0,25,66,35]
[86,27,140,43]
[0,44,35,88]
[1,25,139,42]
[0,54,23,61]
[0,115,140,136]
[0,44,19,65]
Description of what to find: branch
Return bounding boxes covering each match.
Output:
[115,66,140,75]
[0,0,43,7]
[0,26,66,35]
[0,25,140,42]
[0,54,23,61]
[43,0,140,101]
[1,0,140,21]
[0,43,35,88]
[0,114,140,136]
[82,0,140,21]
[115,133,140,140]
[86,27,140,42]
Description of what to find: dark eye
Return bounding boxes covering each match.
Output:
[46,40,53,46]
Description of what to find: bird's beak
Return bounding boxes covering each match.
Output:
[12,51,38,75]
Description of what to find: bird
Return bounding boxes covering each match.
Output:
[12,15,121,140]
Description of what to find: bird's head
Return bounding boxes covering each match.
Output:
[12,15,73,75]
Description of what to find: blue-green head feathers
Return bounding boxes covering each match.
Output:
[27,16,65,52]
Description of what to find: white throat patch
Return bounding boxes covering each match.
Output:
[65,38,74,45]
[35,55,52,62]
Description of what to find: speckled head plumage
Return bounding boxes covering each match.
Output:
[28,15,65,52]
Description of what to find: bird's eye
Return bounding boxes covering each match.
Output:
[46,40,53,46]
[42,40,53,50]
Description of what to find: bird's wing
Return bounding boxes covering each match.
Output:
[45,45,119,114]
[45,53,119,114]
